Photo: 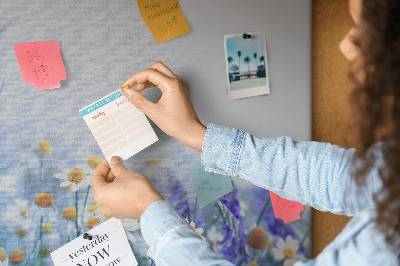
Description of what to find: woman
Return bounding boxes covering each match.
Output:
[91,0,400,264]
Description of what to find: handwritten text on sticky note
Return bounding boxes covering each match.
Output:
[269,191,304,223]
[190,161,233,208]
[137,0,191,44]
[14,41,67,90]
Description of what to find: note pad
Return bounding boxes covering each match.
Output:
[79,90,158,162]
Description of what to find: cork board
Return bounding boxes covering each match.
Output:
[312,0,353,257]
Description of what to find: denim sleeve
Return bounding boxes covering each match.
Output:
[201,124,382,216]
[140,200,234,266]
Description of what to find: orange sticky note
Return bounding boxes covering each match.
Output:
[269,191,304,223]
[14,41,67,90]
[137,0,191,44]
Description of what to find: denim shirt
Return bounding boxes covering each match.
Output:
[140,124,399,265]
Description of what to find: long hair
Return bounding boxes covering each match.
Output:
[349,0,400,254]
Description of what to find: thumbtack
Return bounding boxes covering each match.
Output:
[83,233,95,240]
[120,85,130,92]
[242,33,252,39]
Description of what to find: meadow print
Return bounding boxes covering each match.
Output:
[0,136,311,266]
[224,31,270,100]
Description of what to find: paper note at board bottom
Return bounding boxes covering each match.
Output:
[269,191,304,223]
[79,90,158,163]
[51,218,138,266]
[137,0,191,44]
[190,161,233,208]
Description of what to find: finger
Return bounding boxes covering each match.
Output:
[121,89,158,117]
[109,156,130,179]
[147,61,178,79]
[92,159,111,188]
[121,68,173,94]
[105,169,116,183]
[135,81,156,92]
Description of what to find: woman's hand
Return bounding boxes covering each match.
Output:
[91,157,164,220]
[120,61,206,152]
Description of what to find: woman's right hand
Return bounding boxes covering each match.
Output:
[120,61,207,151]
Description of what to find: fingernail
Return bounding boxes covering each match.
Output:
[123,89,133,100]
[110,156,122,165]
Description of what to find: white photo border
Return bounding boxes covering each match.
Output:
[224,31,270,100]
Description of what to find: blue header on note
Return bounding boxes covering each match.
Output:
[79,91,123,116]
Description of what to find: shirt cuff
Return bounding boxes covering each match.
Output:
[201,124,245,176]
[140,200,189,259]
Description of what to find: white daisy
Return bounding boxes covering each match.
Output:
[272,235,305,266]
[25,193,58,226]
[0,246,8,266]
[77,150,101,170]
[206,224,225,252]
[185,218,206,241]
[122,218,141,231]
[124,230,137,243]
[60,206,84,241]
[121,219,141,244]
[2,198,29,224]
[53,164,93,192]
[85,207,138,244]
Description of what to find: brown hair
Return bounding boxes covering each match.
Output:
[350,0,400,255]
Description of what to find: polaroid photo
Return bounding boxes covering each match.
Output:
[224,31,270,100]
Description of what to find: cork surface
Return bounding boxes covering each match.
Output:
[312,0,353,257]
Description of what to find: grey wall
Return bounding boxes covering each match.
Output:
[0,0,311,142]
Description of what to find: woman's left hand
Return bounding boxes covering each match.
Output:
[91,157,164,219]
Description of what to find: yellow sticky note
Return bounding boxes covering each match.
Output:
[137,0,191,44]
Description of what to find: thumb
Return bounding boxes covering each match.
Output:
[122,89,155,116]
[109,156,129,178]
[92,158,111,188]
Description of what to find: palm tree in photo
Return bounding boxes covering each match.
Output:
[244,56,251,78]
[237,51,242,78]
[253,53,258,74]
[260,55,266,72]
[231,64,239,73]
[227,56,234,73]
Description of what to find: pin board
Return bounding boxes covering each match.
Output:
[0,0,311,265]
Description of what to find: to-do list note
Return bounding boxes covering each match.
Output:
[79,90,158,162]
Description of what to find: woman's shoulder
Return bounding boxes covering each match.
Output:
[323,209,399,265]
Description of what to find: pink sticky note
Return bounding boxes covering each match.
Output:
[14,41,67,90]
[269,191,304,223]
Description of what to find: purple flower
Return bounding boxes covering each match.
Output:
[219,188,241,221]
[214,185,250,264]
[166,176,191,221]
[250,186,310,256]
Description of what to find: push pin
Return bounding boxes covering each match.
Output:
[242,33,252,39]
[83,233,94,240]
[120,85,130,92]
